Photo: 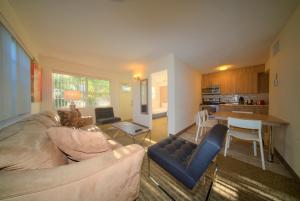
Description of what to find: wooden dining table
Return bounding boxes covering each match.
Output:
[212,111,289,162]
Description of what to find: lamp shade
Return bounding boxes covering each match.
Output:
[64,90,81,101]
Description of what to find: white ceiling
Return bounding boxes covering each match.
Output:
[9,0,300,73]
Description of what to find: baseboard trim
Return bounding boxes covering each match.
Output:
[274,148,300,182]
[173,123,196,136]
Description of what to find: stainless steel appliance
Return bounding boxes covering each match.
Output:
[200,103,220,116]
[201,86,221,95]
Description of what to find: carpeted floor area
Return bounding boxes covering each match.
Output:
[99,119,300,201]
[138,155,300,201]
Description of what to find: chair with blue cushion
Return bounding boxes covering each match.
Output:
[147,124,228,200]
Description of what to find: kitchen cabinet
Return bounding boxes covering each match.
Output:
[258,72,269,93]
[219,104,269,115]
[202,65,266,94]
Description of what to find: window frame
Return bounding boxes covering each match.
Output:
[52,70,112,109]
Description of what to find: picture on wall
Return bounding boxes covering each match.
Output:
[31,59,42,102]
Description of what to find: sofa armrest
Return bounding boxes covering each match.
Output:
[0,144,145,201]
[77,116,93,127]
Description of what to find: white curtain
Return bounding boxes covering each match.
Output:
[0,24,30,122]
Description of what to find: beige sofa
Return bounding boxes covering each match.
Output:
[0,112,145,201]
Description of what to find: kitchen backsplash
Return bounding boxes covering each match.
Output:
[202,93,269,104]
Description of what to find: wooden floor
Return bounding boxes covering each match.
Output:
[150,117,168,143]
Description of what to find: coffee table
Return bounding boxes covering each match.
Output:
[112,121,151,144]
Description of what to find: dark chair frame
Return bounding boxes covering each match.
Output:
[95,107,121,124]
[147,154,218,201]
[147,124,228,201]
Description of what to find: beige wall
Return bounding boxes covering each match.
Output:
[40,56,132,123]
[266,4,300,176]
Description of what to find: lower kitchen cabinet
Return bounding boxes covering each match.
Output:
[219,104,269,114]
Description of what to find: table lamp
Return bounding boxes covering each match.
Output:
[63,90,81,111]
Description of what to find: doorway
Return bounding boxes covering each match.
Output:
[119,83,132,121]
[151,70,168,142]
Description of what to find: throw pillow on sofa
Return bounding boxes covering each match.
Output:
[47,127,111,161]
[57,110,81,128]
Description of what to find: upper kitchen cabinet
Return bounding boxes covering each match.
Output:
[257,72,269,93]
[202,65,267,94]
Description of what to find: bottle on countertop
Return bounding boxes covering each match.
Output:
[239,96,245,105]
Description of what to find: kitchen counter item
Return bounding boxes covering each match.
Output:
[239,96,245,104]
[257,100,266,105]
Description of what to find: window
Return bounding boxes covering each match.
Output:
[121,84,132,92]
[52,73,110,108]
[0,23,31,122]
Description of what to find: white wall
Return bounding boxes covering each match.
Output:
[0,0,41,114]
[132,54,202,135]
[266,4,300,176]
[132,54,173,128]
[169,58,201,134]
[152,86,161,110]
[40,56,132,123]
[151,70,168,112]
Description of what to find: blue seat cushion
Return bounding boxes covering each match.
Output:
[148,124,228,189]
[148,136,198,189]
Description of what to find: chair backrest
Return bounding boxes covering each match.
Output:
[95,107,115,119]
[187,124,228,181]
[195,110,209,126]
[203,109,209,120]
[228,117,261,130]
[232,111,253,114]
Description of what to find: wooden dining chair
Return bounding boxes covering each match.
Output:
[195,110,217,142]
[224,117,265,170]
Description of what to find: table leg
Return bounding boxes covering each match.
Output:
[112,129,120,138]
[268,126,274,162]
[140,130,151,146]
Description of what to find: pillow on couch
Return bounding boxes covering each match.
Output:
[47,127,111,161]
[57,110,81,128]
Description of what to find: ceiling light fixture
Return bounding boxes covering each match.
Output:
[216,65,232,71]
[133,73,141,80]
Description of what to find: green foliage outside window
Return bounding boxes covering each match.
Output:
[52,73,110,108]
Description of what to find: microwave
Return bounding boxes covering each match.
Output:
[202,86,221,95]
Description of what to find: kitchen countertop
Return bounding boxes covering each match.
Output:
[220,103,268,107]
[213,111,288,126]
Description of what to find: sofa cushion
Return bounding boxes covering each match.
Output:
[40,111,61,126]
[47,127,111,161]
[23,112,61,128]
[80,125,102,132]
[0,121,68,171]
